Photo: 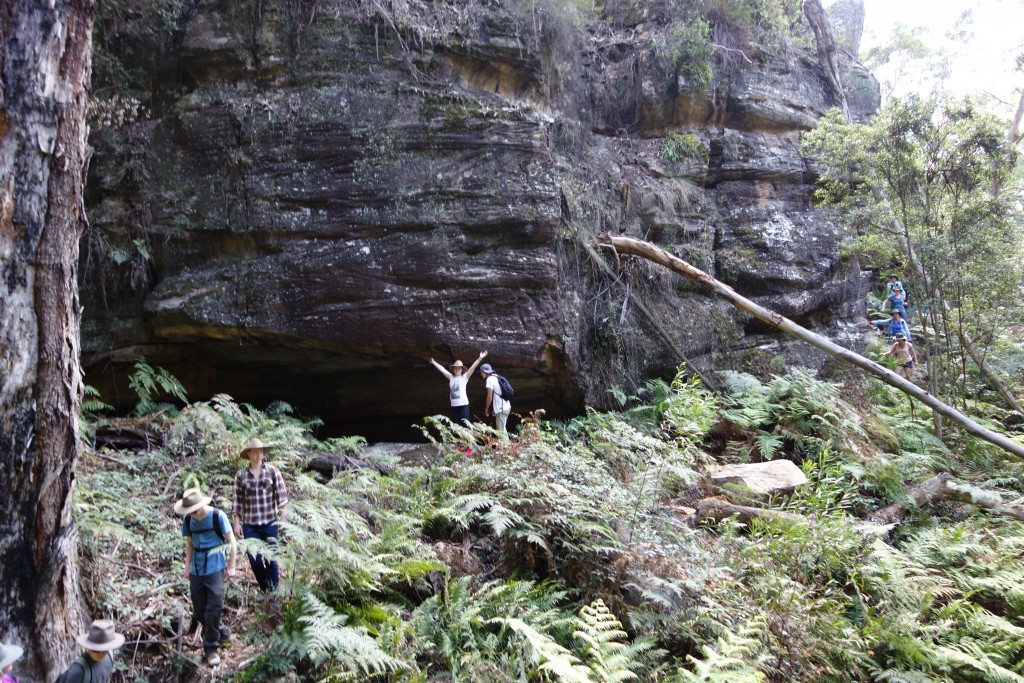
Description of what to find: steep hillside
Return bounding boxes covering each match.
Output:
[82,0,879,436]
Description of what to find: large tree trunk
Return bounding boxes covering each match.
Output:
[605,236,1024,460]
[0,1,95,680]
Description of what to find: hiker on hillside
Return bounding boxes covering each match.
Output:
[884,286,909,321]
[232,438,288,594]
[55,620,124,683]
[871,309,911,341]
[883,333,919,381]
[176,487,237,667]
[886,274,908,302]
[428,351,487,426]
[1,642,23,683]
[480,363,511,438]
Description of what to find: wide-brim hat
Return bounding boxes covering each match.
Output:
[449,360,465,369]
[480,363,494,374]
[75,620,124,652]
[0,643,24,670]
[173,487,212,516]
[241,438,270,455]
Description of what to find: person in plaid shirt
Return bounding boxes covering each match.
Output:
[232,438,288,593]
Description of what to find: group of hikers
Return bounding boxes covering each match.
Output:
[1,438,289,678]
[1,354,514,679]
[869,274,919,380]
[428,350,513,437]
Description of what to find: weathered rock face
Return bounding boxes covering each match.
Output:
[82,0,878,438]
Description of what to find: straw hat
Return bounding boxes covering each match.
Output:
[173,487,211,516]
[75,620,125,652]
[449,360,465,369]
[0,643,23,670]
[241,438,270,454]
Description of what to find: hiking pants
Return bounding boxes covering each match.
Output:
[242,521,280,592]
[189,569,225,653]
[494,411,509,439]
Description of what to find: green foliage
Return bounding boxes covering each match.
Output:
[803,97,1024,408]
[75,358,1024,683]
[660,133,708,165]
[409,578,582,681]
[718,370,862,462]
[574,599,654,682]
[670,618,767,682]
[127,356,187,416]
[658,18,714,91]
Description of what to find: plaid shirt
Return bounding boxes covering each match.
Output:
[233,463,288,525]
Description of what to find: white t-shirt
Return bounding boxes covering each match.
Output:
[449,375,470,407]
[486,375,511,414]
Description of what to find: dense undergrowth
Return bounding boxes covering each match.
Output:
[76,361,1024,682]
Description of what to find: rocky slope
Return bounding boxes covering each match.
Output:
[82,0,878,438]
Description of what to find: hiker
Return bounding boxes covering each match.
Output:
[871,309,911,341]
[1,643,23,683]
[176,487,237,667]
[55,620,124,683]
[885,274,908,302]
[884,286,909,321]
[883,333,919,381]
[232,438,288,594]
[428,351,488,426]
[480,363,511,438]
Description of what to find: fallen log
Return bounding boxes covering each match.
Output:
[696,498,806,526]
[303,451,392,477]
[605,235,1024,460]
[867,473,1024,524]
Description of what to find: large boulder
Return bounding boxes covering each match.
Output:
[711,460,809,497]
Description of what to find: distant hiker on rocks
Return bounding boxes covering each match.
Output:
[871,309,911,341]
[176,487,237,667]
[480,363,512,438]
[886,274,908,302]
[232,438,288,594]
[429,351,487,426]
[884,333,919,381]
[1,643,23,683]
[55,620,124,683]
[884,286,909,321]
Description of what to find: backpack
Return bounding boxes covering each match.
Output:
[56,655,93,683]
[494,374,515,399]
[187,509,227,547]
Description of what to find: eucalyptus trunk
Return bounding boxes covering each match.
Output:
[0,0,95,679]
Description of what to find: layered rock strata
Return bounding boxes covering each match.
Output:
[82,0,878,438]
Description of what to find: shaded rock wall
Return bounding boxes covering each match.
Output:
[82,0,877,438]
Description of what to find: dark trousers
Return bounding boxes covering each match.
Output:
[242,521,280,592]
[451,404,471,426]
[189,569,225,653]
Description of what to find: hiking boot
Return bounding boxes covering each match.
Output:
[219,625,231,648]
[205,651,221,667]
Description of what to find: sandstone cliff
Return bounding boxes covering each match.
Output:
[82,0,878,438]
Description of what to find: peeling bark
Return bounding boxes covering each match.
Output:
[605,236,1024,460]
[0,0,95,679]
